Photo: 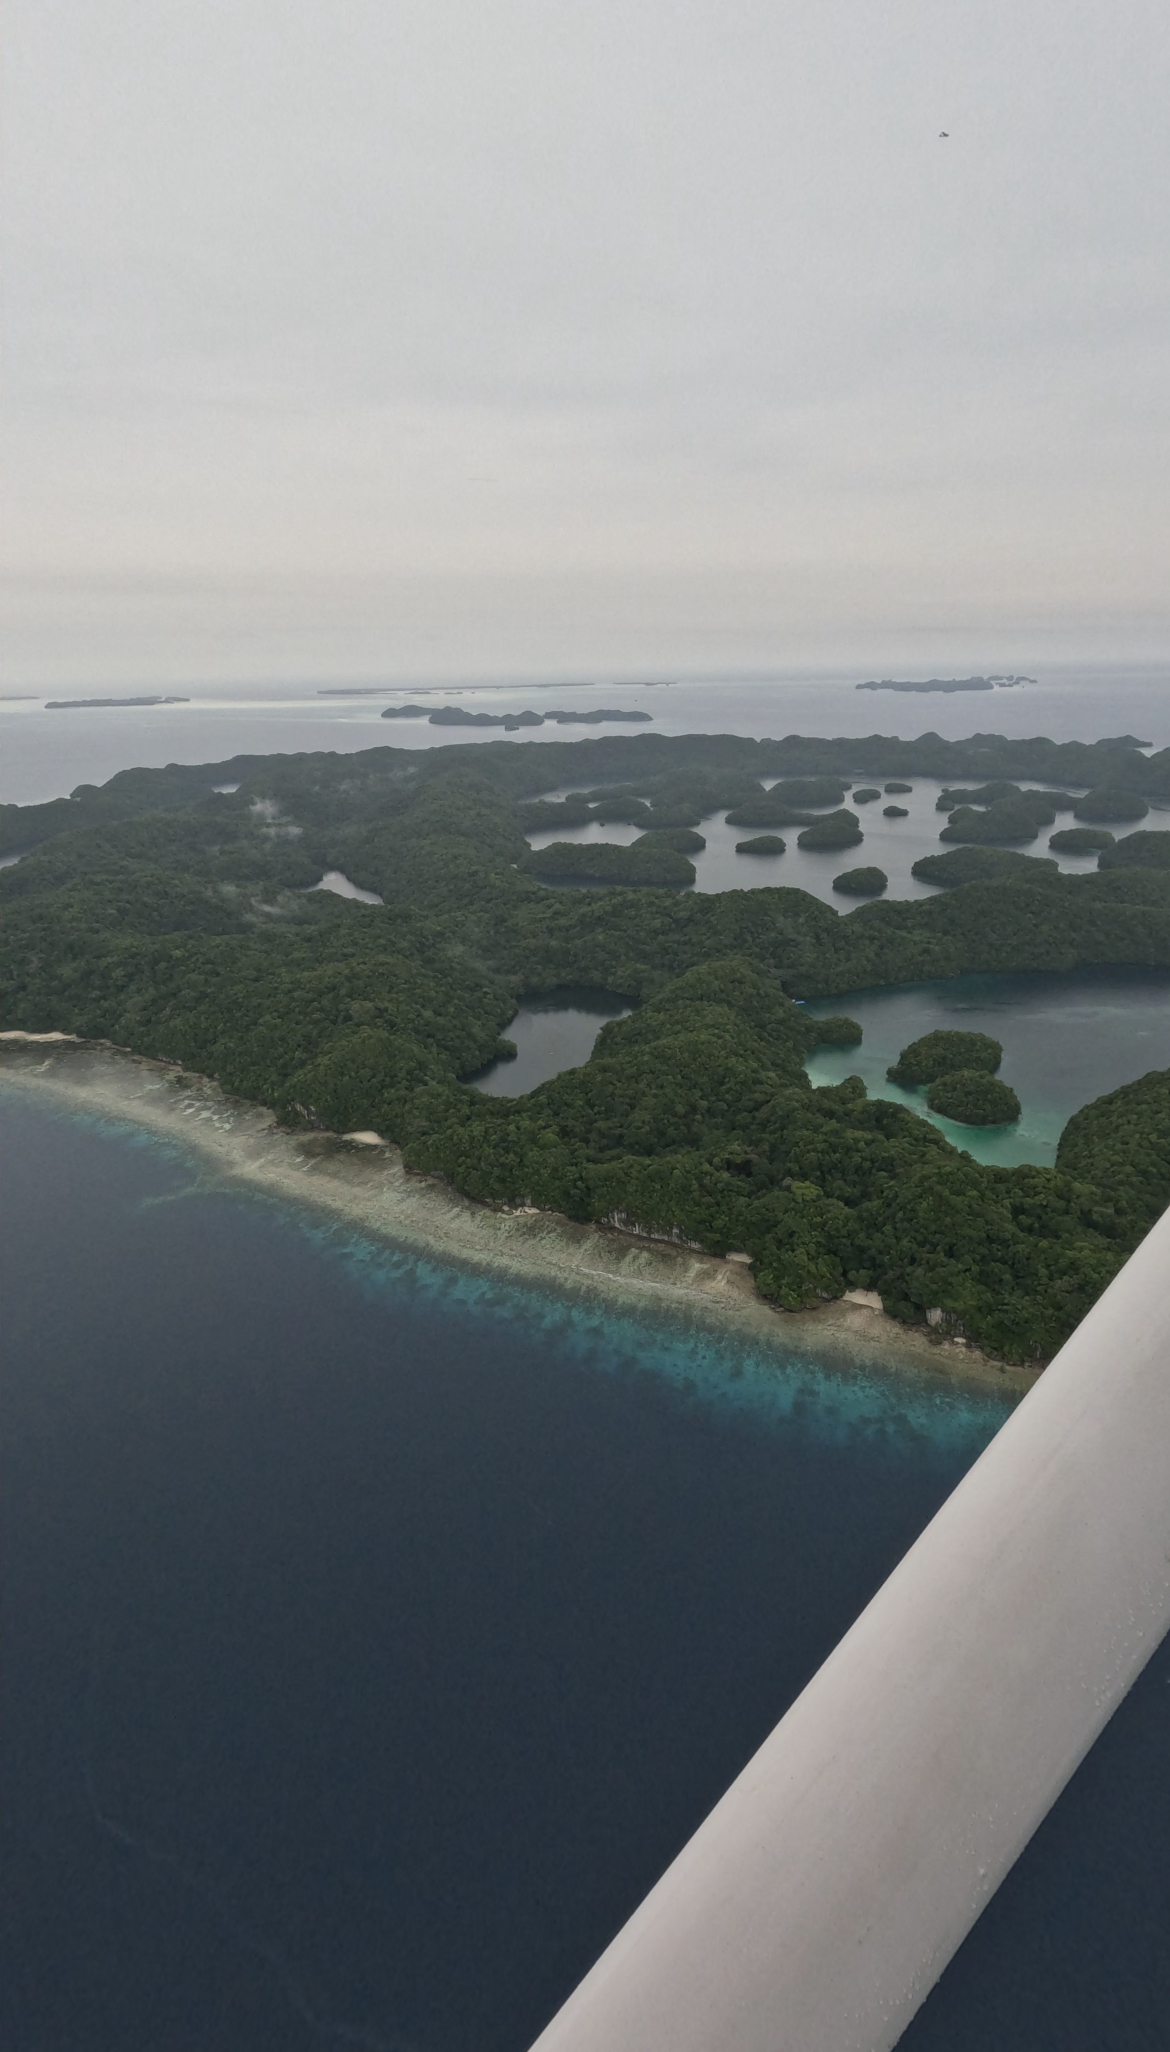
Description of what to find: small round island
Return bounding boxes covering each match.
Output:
[797,809,863,850]
[735,834,786,856]
[887,1029,1003,1085]
[1049,826,1115,855]
[926,1070,1022,1126]
[633,827,707,853]
[832,866,887,897]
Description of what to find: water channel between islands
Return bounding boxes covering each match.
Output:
[467,970,1170,1170]
[522,773,1158,909]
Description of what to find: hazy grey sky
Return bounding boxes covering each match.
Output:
[4,0,1168,685]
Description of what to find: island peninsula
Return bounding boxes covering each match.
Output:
[3,726,1168,1364]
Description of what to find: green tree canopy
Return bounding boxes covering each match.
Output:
[926,1071,1021,1126]
[833,867,887,897]
[888,1030,1003,1085]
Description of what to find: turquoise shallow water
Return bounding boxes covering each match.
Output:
[457,966,1167,1163]
[4,662,1169,2045]
[311,1214,1003,1457]
[804,966,1170,1166]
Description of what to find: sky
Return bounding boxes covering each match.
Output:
[3,0,1168,687]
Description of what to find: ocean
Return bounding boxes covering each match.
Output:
[2,661,1167,809]
[3,1094,1169,2051]
[3,667,1169,2047]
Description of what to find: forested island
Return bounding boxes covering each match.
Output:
[856,675,1034,693]
[44,695,191,709]
[886,1031,1022,1127]
[3,725,1169,1362]
[381,705,653,727]
[833,867,888,897]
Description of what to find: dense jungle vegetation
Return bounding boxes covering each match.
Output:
[832,867,888,897]
[925,1072,1022,1126]
[3,727,1169,1361]
[888,1031,1005,1085]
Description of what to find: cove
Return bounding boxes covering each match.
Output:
[467,985,634,1096]
[804,965,1170,1166]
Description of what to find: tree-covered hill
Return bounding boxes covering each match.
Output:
[4,732,1169,1361]
[4,724,1170,861]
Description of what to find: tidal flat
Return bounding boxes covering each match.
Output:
[0,1034,1034,1405]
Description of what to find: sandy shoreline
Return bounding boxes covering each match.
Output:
[0,1033,1037,1401]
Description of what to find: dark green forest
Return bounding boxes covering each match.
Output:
[3,727,1169,1361]
[888,1031,1005,1085]
[925,1072,1022,1127]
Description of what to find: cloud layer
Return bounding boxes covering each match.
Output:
[5,0,1168,683]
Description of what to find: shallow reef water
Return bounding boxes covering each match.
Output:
[804,965,1170,1167]
[2,1089,1168,2052]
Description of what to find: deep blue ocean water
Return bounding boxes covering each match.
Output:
[4,668,1170,2047]
[3,1093,1168,2050]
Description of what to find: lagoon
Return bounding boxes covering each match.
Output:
[467,986,634,1096]
[4,668,1170,2047]
[522,774,1138,911]
[804,966,1170,1167]
[461,968,1169,1170]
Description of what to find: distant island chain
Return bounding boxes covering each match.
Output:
[44,694,192,710]
[381,704,653,727]
[856,676,1035,693]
